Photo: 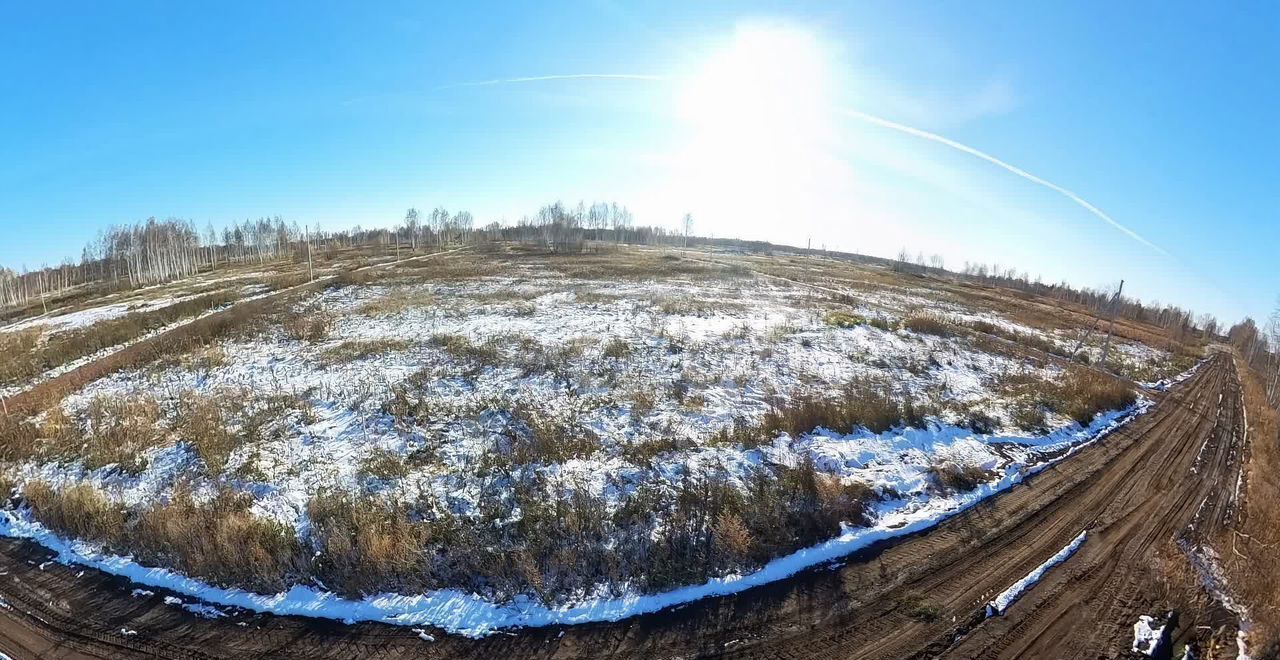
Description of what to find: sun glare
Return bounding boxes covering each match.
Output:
[677,24,834,139]
[667,23,843,239]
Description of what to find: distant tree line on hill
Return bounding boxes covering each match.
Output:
[3,203,1274,386]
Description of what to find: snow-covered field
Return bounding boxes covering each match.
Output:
[0,254,1193,636]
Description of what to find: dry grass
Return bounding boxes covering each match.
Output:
[926,458,994,494]
[76,395,166,473]
[308,492,429,596]
[133,486,303,592]
[355,288,435,317]
[23,481,126,545]
[314,339,414,366]
[601,337,631,359]
[1000,366,1136,427]
[964,319,1065,357]
[716,379,933,448]
[281,307,334,341]
[265,272,311,291]
[174,389,310,475]
[428,333,500,366]
[505,405,601,464]
[902,314,953,337]
[0,290,237,387]
[1226,352,1280,649]
[824,311,868,329]
[359,448,411,481]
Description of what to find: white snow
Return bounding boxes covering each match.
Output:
[1132,614,1167,656]
[0,262,1188,637]
[0,399,1144,638]
[985,530,1087,616]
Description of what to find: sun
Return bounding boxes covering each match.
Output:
[660,24,843,240]
[676,23,835,142]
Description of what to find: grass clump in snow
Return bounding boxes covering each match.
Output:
[307,491,432,597]
[134,486,303,592]
[824,311,867,328]
[23,481,127,546]
[503,405,601,465]
[925,458,995,494]
[965,319,1065,357]
[355,287,435,317]
[428,332,500,367]
[359,448,411,481]
[281,307,334,342]
[314,339,413,366]
[1001,366,1136,427]
[174,389,311,475]
[716,379,934,448]
[903,314,953,337]
[601,337,631,359]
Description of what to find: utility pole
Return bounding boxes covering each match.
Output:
[1070,281,1123,362]
[306,226,315,282]
[1098,280,1125,369]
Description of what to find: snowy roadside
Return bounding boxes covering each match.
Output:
[0,395,1151,638]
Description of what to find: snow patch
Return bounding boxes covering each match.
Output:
[1132,614,1168,656]
[985,530,1087,616]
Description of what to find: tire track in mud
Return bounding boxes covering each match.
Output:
[0,356,1243,659]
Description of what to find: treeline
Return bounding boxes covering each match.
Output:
[0,202,679,313]
[889,249,1209,344]
[1229,315,1280,408]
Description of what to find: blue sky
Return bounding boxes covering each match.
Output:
[2,1,1276,323]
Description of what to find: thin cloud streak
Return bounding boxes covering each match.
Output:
[841,109,1169,257]
[436,74,669,91]
[433,72,1168,258]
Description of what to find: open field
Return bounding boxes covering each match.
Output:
[0,244,1253,658]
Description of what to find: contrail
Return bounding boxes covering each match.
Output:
[435,74,668,91]
[841,109,1169,257]
[433,73,1166,256]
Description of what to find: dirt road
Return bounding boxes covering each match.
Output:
[0,354,1245,659]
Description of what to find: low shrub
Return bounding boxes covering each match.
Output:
[716,379,927,447]
[23,481,126,545]
[281,308,334,341]
[903,314,952,337]
[824,311,867,329]
[926,458,994,494]
[359,448,411,481]
[134,487,303,592]
[315,339,413,366]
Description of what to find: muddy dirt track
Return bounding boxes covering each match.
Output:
[0,354,1245,659]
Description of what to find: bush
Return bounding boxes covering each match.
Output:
[602,337,631,359]
[903,314,952,337]
[23,481,126,546]
[926,459,994,494]
[134,487,303,592]
[824,311,867,329]
[716,379,922,447]
[281,308,334,341]
[307,492,429,596]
